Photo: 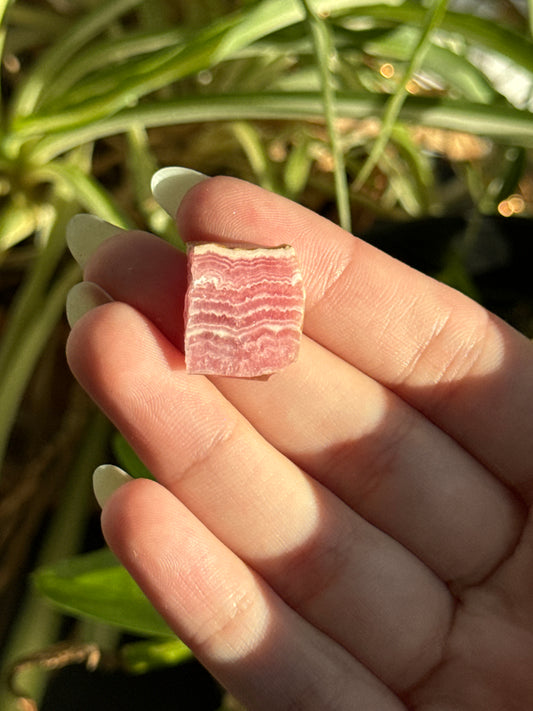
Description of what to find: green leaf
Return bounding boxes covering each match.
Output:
[284,134,314,199]
[0,200,40,254]
[0,261,80,471]
[494,147,527,203]
[125,124,180,246]
[34,161,133,227]
[120,638,192,674]
[38,28,186,110]
[232,120,278,192]
[11,0,145,118]
[32,92,533,165]
[385,124,434,216]
[354,0,450,190]
[33,548,174,639]
[301,0,352,231]
[0,198,75,376]
[350,2,533,75]
[362,25,496,103]
[112,431,155,481]
[11,0,406,138]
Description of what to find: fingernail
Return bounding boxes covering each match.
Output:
[93,464,133,508]
[66,214,126,268]
[66,281,113,327]
[151,167,209,218]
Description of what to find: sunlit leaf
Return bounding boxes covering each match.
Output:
[362,25,496,103]
[34,161,133,227]
[349,2,533,75]
[354,0,450,190]
[31,92,533,165]
[0,201,39,254]
[10,0,407,136]
[120,638,192,674]
[34,548,174,638]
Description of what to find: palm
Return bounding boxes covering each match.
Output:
[67,177,533,710]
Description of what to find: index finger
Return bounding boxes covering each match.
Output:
[176,177,533,500]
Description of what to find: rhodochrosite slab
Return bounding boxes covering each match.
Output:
[184,242,305,377]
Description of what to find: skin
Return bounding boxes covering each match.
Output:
[67,177,533,710]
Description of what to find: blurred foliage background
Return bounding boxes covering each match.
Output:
[0,0,532,709]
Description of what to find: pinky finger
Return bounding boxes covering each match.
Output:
[100,477,404,711]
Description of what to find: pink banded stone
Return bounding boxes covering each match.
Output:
[184,242,305,377]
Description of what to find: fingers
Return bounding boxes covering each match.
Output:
[83,230,524,587]
[103,478,407,711]
[213,338,524,588]
[176,177,533,501]
[67,301,453,691]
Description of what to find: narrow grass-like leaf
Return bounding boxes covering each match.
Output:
[33,548,174,638]
[11,0,407,138]
[354,0,450,190]
[32,92,533,166]
[126,124,159,212]
[477,146,528,214]
[120,638,192,674]
[301,0,351,231]
[494,147,527,203]
[34,161,133,228]
[125,124,179,245]
[0,262,79,471]
[362,25,496,103]
[233,121,278,192]
[284,135,315,199]
[40,28,186,110]
[350,2,533,75]
[389,124,434,215]
[10,0,144,118]
[0,201,39,253]
[0,200,75,376]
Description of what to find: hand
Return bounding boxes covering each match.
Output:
[66,173,533,710]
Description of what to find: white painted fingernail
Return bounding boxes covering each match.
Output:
[93,464,133,508]
[66,281,113,328]
[151,167,209,218]
[66,214,126,268]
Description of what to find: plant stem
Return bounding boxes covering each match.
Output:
[299,0,352,231]
[354,0,450,191]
